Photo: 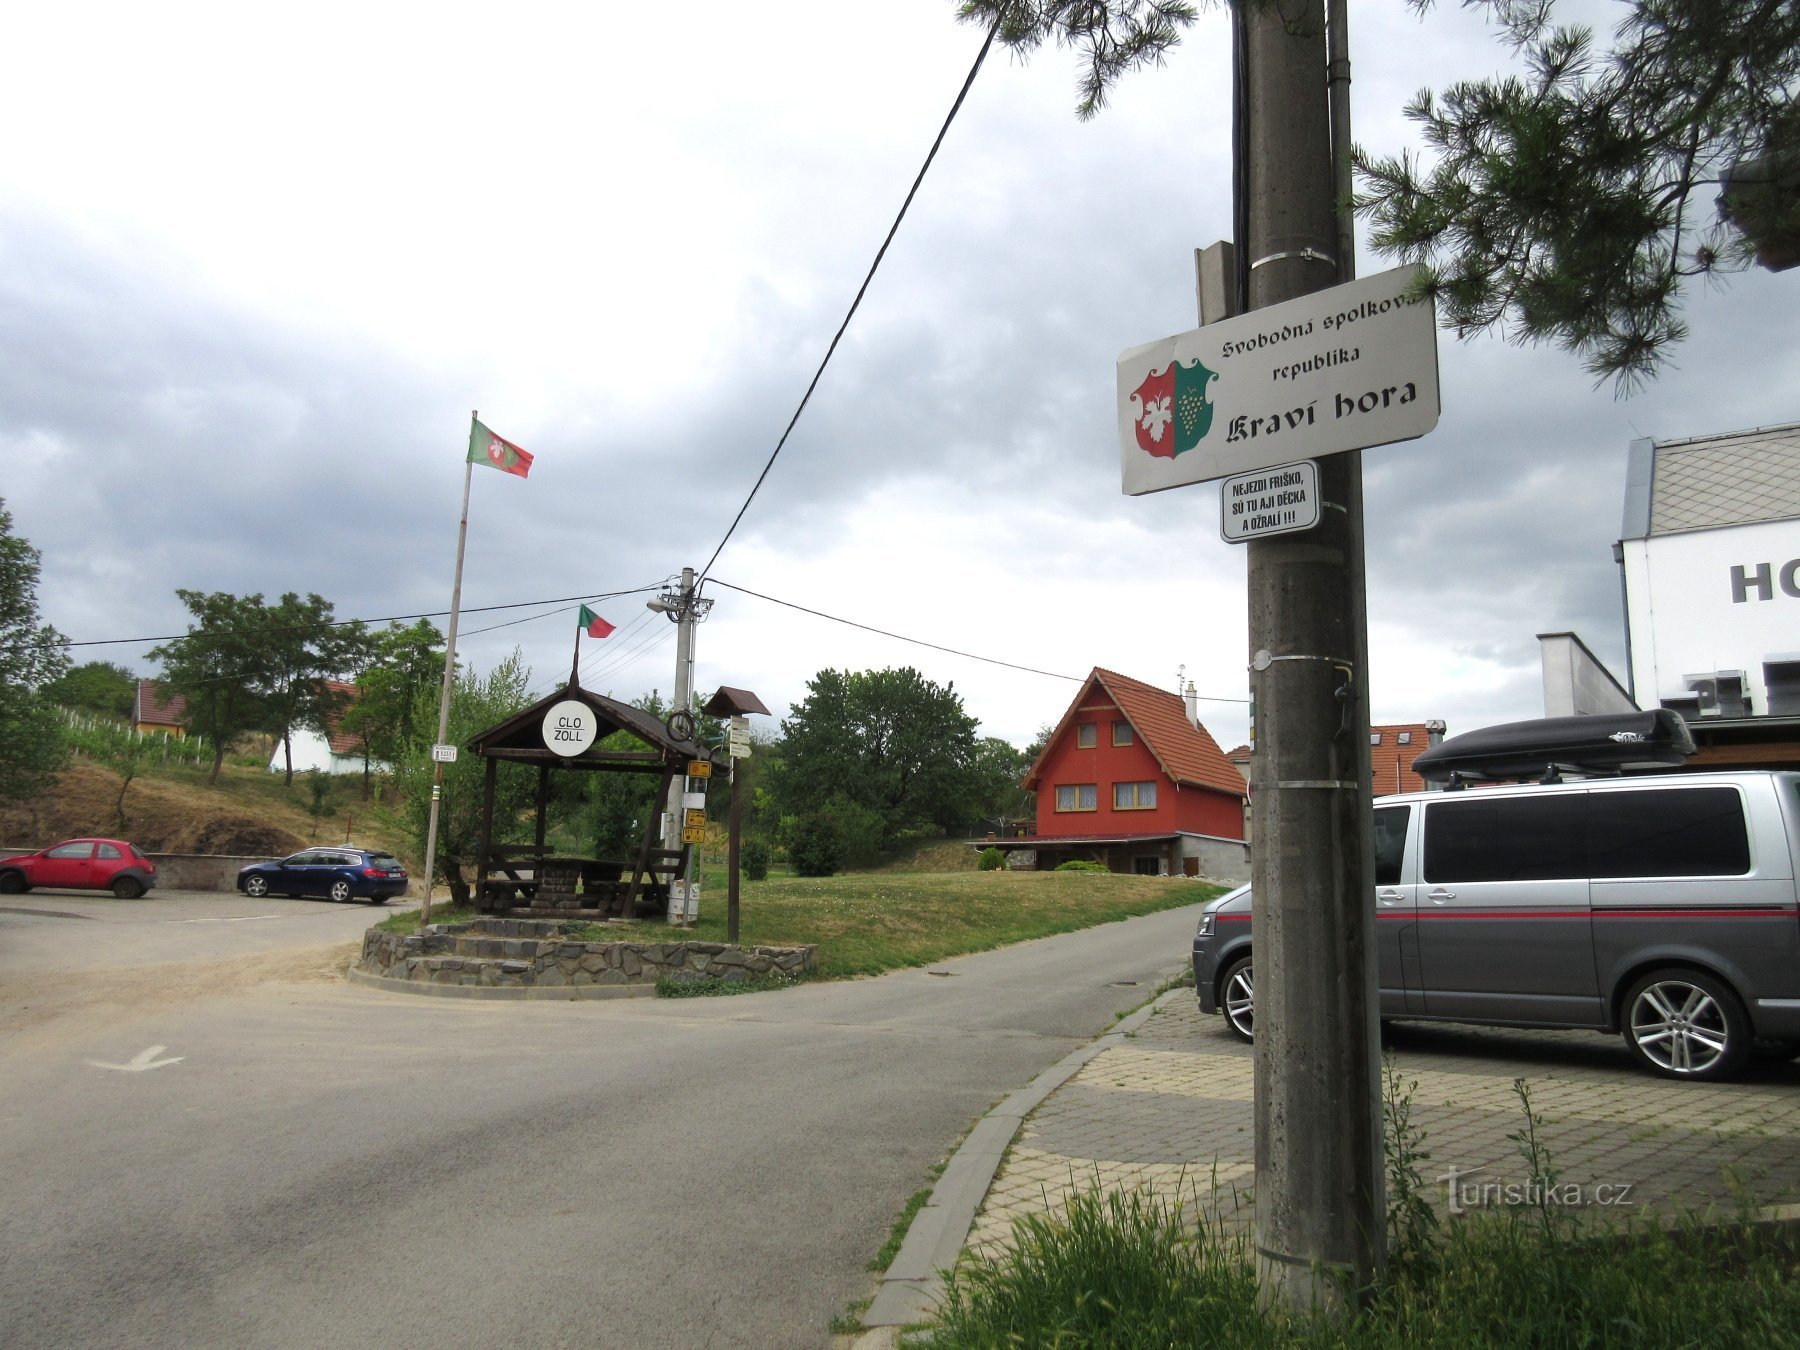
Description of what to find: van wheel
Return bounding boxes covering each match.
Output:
[1623,968,1750,1082]
[1219,956,1255,1042]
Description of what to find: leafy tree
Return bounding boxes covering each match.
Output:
[969,735,1035,836]
[741,837,772,881]
[340,620,443,761]
[962,0,1800,385]
[260,592,363,787]
[0,500,70,804]
[387,650,535,906]
[1353,0,1800,386]
[148,591,272,785]
[773,667,981,844]
[788,809,845,878]
[98,732,157,833]
[42,661,137,719]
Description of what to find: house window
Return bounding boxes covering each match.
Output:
[1076,724,1097,748]
[1055,784,1098,812]
[1369,732,1383,746]
[1112,722,1133,746]
[1114,781,1157,810]
[1397,731,1413,745]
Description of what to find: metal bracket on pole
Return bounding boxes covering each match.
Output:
[1248,247,1335,271]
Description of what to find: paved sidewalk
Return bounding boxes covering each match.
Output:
[859,989,1800,1341]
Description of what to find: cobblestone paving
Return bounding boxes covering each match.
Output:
[967,996,1800,1258]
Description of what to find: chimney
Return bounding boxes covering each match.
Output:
[1184,680,1200,729]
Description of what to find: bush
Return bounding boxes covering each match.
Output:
[1054,859,1109,873]
[741,837,771,881]
[978,847,1005,871]
[788,811,845,878]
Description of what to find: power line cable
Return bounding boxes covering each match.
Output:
[706,577,1250,705]
[56,584,664,650]
[696,20,999,583]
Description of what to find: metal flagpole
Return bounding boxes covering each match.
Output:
[418,411,478,928]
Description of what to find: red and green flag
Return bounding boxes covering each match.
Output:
[579,605,615,638]
[467,417,533,478]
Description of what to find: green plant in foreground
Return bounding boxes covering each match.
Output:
[923,1075,1800,1349]
[978,847,1005,871]
[1381,1056,1439,1276]
[869,1186,937,1272]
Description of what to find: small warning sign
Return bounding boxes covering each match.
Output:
[1220,459,1321,543]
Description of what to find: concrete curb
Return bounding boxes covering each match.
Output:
[858,983,1190,1338]
[344,965,658,1001]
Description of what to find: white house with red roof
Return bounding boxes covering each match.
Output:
[992,668,1250,881]
[266,680,381,775]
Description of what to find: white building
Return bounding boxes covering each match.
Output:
[1617,421,1800,720]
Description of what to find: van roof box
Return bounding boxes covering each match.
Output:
[1411,710,1696,783]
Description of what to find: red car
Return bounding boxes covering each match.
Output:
[0,838,158,898]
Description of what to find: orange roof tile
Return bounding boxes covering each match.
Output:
[134,680,187,728]
[1369,722,1441,795]
[1023,667,1245,797]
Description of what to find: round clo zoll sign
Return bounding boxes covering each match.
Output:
[542,700,599,757]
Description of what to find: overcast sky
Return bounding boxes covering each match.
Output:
[5,0,1797,754]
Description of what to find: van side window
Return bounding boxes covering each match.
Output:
[1587,788,1750,878]
[1424,796,1585,882]
[1373,805,1409,886]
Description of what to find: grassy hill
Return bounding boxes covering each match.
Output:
[0,757,412,859]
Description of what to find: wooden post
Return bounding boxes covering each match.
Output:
[728,759,742,944]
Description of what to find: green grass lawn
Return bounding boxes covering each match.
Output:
[381,870,1221,980]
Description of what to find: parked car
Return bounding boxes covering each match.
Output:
[1192,716,1800,1083]
[0,838,158,898]
[236,847,408,904]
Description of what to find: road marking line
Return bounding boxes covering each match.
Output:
[88,1045,184,1073]
[170,914,284,924]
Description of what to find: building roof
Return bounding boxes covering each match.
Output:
[134,679,187,727]
[1622,421,1800,539]
[319,680,366,756]
[1369,722,1440,795]
[1023,667,1245,797]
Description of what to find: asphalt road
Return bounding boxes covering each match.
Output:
[0,888,1204,1348]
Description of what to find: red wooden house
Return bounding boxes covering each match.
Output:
[995,668,1249,881]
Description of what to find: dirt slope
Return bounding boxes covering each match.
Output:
[0,760,400,857]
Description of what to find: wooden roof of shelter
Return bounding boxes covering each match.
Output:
[467,682,726,771]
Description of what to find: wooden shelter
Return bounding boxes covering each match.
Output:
[465,680,726,917]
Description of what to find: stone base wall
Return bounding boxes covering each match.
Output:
[1180,837,1250,885]
[356,918,816,992]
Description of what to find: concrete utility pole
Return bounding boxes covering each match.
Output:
[650,567,712,917]
[1242,0,1385,1311]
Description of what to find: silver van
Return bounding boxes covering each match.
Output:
[1191,765,1800,1081]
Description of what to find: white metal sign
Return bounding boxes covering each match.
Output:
[430,743,458,763]
[1119,263,1439,494]
[541,699,599,757]
[1220,460,1321,542]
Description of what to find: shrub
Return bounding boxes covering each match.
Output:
[741,837,771,881]
[788,811,845,878]
[1054,859,1109,873]
[978,847,1005,871]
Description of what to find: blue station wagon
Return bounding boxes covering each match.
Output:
[236,847,409,904]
